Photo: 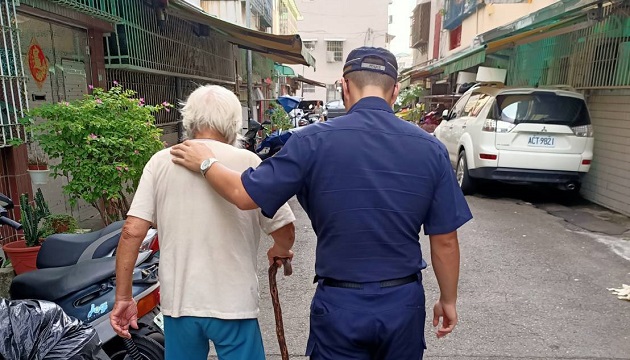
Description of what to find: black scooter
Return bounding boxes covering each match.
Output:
[1,193,164,359]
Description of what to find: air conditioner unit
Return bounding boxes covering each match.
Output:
[327,51,336,62]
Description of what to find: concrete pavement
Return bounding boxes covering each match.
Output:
[212,188,630,359]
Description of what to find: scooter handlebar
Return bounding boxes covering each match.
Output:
[0,216,22,230]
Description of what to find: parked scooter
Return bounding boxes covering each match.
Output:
[0,193,164,359]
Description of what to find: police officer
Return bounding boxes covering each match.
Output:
[170,47,472,360]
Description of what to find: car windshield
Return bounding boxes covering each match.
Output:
[495,93,591,126]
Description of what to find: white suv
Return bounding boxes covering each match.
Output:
[434,85,594,194]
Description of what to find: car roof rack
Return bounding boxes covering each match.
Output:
[534,84,577,92]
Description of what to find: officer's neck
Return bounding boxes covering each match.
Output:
[347,86,393,108]
[194,128,227,144]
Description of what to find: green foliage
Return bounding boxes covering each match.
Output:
[397,84,426,108]
[269,102,293,133]
[1,257,10,268]
[15,85,169,225]
[19,189,50,247]
[40,214,78,239]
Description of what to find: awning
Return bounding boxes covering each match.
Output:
[477,0,605,44]
[169,0,316,68]
[485,13,590,52]
[274,64,325,87]
[442,46,486,75]
[295,75,326,88]
[274,64,296,76]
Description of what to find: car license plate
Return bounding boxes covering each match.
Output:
[153,312,164,332]
[527,136,555,147]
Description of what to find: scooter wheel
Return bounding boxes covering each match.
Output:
[108,335,164,360]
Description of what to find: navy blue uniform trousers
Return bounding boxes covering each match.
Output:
[306,275,426,360]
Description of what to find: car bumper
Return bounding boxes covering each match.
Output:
[468,167,586,184]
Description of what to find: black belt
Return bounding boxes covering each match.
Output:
[314,274,418,289]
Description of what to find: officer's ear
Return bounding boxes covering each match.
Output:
[390,83,400,106]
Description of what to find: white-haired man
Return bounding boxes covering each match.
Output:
[110,85,296,360]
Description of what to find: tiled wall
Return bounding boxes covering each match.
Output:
[0,145,33,246]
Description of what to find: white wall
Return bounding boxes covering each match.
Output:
[201,0,245,26]
[290,0,390,101]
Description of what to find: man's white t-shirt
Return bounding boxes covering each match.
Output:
[127,140,295,319]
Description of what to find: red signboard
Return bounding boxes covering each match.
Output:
[27,38,48,89]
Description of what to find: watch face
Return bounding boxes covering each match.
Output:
[201,159,211,171]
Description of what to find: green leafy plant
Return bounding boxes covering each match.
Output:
[15,84,169,225]
[40,214,78,239]
[19,188,51,247]
[1,258,10,268]
[268,102,293,133]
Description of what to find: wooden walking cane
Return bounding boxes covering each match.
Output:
[269,257,292,360]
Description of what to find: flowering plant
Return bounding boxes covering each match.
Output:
[15,84,170,225]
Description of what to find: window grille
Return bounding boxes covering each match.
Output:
[104,0,236,84]
[302,83,316,93]
[0,0,28,147]
[326,84,340,101]
[507,3,630,89]
[410,2,431,52]
[326,41,343,62]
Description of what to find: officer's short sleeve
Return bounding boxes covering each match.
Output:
[423,148,473,235]
[242,134,310,218]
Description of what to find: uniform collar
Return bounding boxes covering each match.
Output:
[347,97,394,114]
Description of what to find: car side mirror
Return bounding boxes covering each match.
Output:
[442,110,450,119]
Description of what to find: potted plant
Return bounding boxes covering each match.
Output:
[2,189,51,275]
[0,257,14,298]
[40,214,78,239]
[14,84,169,225]
[27,151,51,185]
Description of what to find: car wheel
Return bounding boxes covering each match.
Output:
[457,151,475,195]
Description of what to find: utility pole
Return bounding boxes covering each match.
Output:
[246,0,255,121]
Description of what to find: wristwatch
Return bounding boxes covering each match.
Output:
[200,158,219,177]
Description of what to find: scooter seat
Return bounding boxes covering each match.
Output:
[37,221,124,269]
[11,257,116,302]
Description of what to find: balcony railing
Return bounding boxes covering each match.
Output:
[246,0,273,28]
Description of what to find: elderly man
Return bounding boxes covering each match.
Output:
[110,85,296,360]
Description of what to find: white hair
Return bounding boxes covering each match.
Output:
[180,85,243,146]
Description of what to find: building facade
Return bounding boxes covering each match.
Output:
[273,0,302,35]
[290,0,390,102]
[406,0,630,216]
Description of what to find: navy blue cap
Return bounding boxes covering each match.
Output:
[343,47,398,81]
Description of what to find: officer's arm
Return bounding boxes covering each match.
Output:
[202,162,258,210]
[170,141,258,210]
[429,231,460,304]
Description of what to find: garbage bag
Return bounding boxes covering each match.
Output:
[0,299,108,360]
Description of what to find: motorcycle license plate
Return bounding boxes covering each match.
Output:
[153,312,164,332]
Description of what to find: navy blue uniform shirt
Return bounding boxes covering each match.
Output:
[242,97,472,282]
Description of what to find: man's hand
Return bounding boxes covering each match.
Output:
[110,298,139,339]
[433,300,457,338]
[267,243,293,267]
[170,140,216,173]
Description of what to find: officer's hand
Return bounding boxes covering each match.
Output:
[171,140,216,173]
[433,300,457,338]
